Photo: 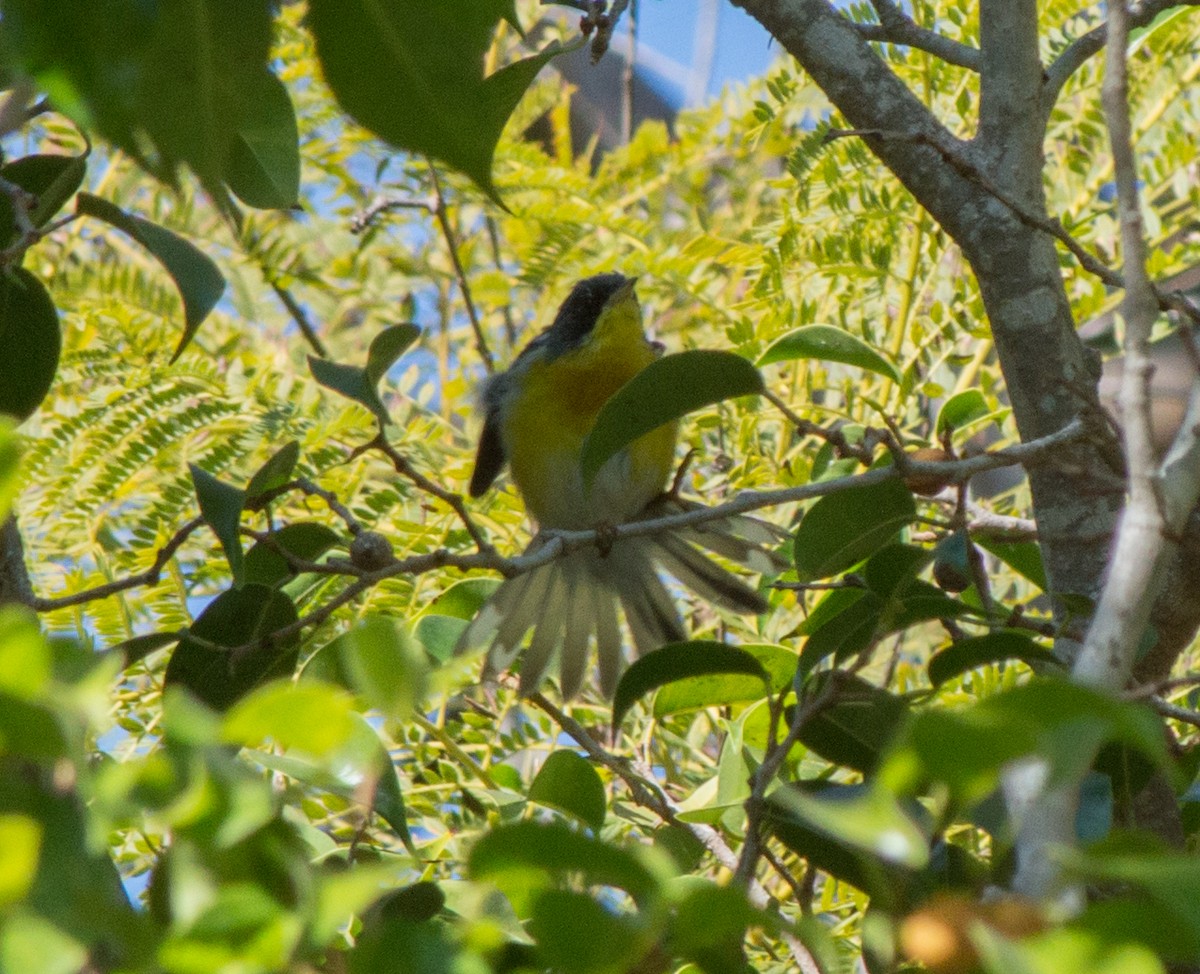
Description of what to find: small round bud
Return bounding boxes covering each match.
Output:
[350,531,394,571]
[903,447,955,496]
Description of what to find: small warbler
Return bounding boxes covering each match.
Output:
[460,273,785,697]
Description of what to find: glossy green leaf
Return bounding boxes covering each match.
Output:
[792,477,915,581]
[668,883,765,974]
[528,750,606,831]
[243,522,339,587]
[372,882,446,924]
[246,713,412,851]
[76,193,225,360]
[935,389,989,433]
[189,464,246,585]
[301,616,427,719]
[307,0,562,200]
[612,641,769,732]
[0,268,60,421]
[223,681,362,756]
[927,631,1060,688]
[428,578,502,620]
[245,441,301,501]
[796,674,909,773]
[164,584,299,711]
[582,350,763,485]
[757,324,901,382]
[469,820,660,905]
[1073,897,1200,965]
[654,644,797,715]
[982,927,1168,974]
[0,152,87,238]
[224,71,300,209]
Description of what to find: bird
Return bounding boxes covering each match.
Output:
[459,272,787,698]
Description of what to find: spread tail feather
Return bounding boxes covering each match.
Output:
[456,503,786,697]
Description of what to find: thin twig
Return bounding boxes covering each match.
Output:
[734,677,840,886]
[364,433,493,552]
[484,216,518,346]
[428,165,494,372]
[825,126,1200,331]
[350,194,435,235]
[1148,695,1200,729]
[621,0,638,144]
[1044,0,1200,105]
[30,517,205,612]
[854,0,981,71]
[762,389,880,463]
[270,281,329,359]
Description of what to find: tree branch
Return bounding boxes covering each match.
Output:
[1044,1,1200,108]
[853,0,980,72]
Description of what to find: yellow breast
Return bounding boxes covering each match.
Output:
[502,297,678,529]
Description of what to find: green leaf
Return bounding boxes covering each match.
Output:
[224,71,300,209]
[528,889,647,974]
[469,820,661,906]
[308,324,419,426]
[245,441,301,501]
[612,641,769,732]
[582,351,764,486]
[365,324,422,386]
[189,464,246,585]
[978,537,1048,591]
[769,781,929,868]
[935,389,989,434]
[927,631,1060,688]
[111,632,181,668]
[528,751,607,831]
[798,592,883,679]
[307,0,562,200]
[654,644,798,716]
[243,522,339,587]
[164,584,300,711]
[76,193,225,360]
[0,419,19,520]
[757,324,901,383]
[796,674,909,773]
[3,0,272,189]
[301,616,428,719]
[0,152,87,239]
[792,477,915,582]
[0,268,60,421]
[885,679,1172,804]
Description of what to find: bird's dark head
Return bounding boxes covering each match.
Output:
[547,273,636,350]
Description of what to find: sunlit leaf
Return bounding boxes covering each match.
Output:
[757,324,900,382]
